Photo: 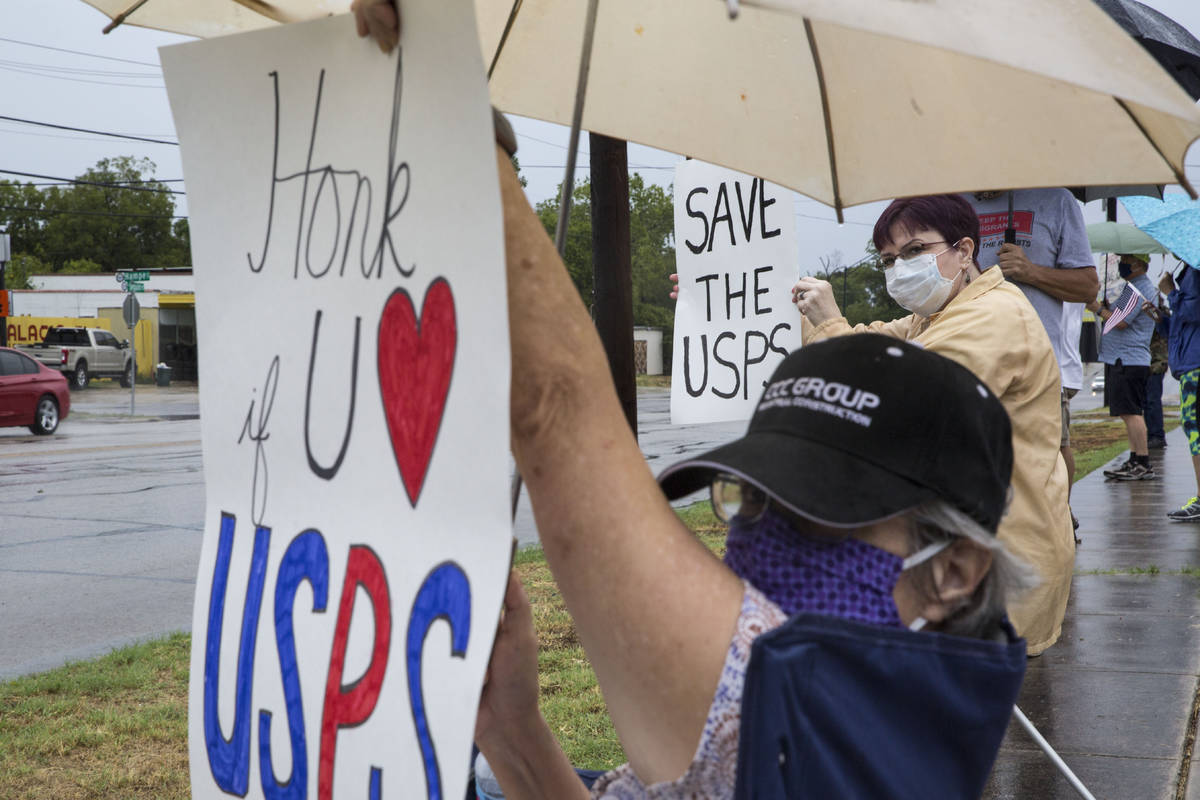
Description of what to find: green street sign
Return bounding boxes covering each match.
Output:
[122,270,150,281]
[124,281,146,292]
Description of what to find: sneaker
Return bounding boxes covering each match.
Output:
[1110,461,1156,481]
[1168,497,1200,522]
[1103,457,1135,479]
[1148,437,1167,450]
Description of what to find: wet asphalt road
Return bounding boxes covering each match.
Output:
[0,382,745,679]
[0,384,204,679]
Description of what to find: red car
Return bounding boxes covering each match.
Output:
[0,347,70,435]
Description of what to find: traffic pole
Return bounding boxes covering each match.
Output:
[131,310,136,416]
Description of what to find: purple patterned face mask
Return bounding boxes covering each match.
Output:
[724,507,945,629]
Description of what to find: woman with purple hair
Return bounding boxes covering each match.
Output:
[792,193,1073,657]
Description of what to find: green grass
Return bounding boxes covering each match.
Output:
[1076,566,1200,577]
[0,410,1184,791]
[0,633,190,800]
[1069,411,1181,481]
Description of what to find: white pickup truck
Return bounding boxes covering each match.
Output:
[17,327,133,389]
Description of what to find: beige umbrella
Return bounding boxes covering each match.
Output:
[83,0,1200,221]
[79,0,339,37]
[481,0,1200,219]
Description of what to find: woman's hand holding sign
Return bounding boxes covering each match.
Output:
[792,276,841,326]
[475,571,590,799]
[351,0,401,52]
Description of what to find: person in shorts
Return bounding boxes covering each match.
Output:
[1088,254,1157,481]
[1160,263,1200,519]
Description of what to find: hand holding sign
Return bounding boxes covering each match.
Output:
[791,276,841,326]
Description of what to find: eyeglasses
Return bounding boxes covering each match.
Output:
[710,475,770,523]
[878,240,948,269]
[710,475,854,544]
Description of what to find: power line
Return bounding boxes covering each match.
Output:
[3,175,185,187]
[0,124,170,146]
[0,204,186,221]
[0,35,163,67]
[0,64,165,90]
[0,115,177,146]
[0,57,160,79]
[0,169,184,195]
[515,134,675,170]
[793,211,873,226]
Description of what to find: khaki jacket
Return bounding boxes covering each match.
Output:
[804,267,1073,655]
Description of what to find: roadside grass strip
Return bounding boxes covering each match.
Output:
[0,633,190,800]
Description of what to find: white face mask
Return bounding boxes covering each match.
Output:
[901,540,952,633]
[884,245,960,317]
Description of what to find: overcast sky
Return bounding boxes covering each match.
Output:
[4,0,1200,277]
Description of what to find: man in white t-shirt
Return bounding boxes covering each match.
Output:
[966,189,1098,533]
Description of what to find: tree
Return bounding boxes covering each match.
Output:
[511,156,528,188]
[2,253,44,290]
[534,173,676,332]
[817,250,844,281]
[60,258,103,275]
[0,156,191,274]
[825,240,907,326]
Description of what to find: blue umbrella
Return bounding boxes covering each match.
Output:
[1121,194,1200,268]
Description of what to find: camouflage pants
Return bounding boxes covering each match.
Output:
[1182,368,1200,456]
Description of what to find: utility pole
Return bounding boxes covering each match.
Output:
[0,228,9,348]
[589,133,636,437]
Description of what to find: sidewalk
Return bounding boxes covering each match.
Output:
[983,426,1200,799]
[66,380,199,420]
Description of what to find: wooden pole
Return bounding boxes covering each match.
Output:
[589,132,637,437]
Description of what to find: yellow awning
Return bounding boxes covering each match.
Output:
[158,293,195,307]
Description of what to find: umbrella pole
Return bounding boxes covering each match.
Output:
[101,0,151,33]
[514,0,601,520]
[1005,191,1017,244]
[1013,706,1097,800]
[552,0,601,256]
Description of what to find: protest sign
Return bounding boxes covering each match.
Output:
[670,160,802,424]
[161,8,509,799]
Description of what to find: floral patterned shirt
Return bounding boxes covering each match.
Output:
[589,583,787,799]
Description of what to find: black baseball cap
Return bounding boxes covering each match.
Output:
[657,334,1013,532]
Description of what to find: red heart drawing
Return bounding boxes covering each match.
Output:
[377,278,457,506]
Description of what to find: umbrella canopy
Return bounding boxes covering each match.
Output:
[1121,194,1200,267]
[80,0,343,37]
[1086,221,1173,254]
[80,0,1200,217]
[482,0,1200,215]
[1093,0,1200,99]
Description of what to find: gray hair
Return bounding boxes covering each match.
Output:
[903,499,1039,640]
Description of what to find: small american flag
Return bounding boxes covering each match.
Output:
[1103,283,1147,334]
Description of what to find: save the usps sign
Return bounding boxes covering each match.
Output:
[671,160,802,424]
[161,7,509,800]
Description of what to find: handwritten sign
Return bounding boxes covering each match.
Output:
[161,8,509,800]
[670,160,802,424]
